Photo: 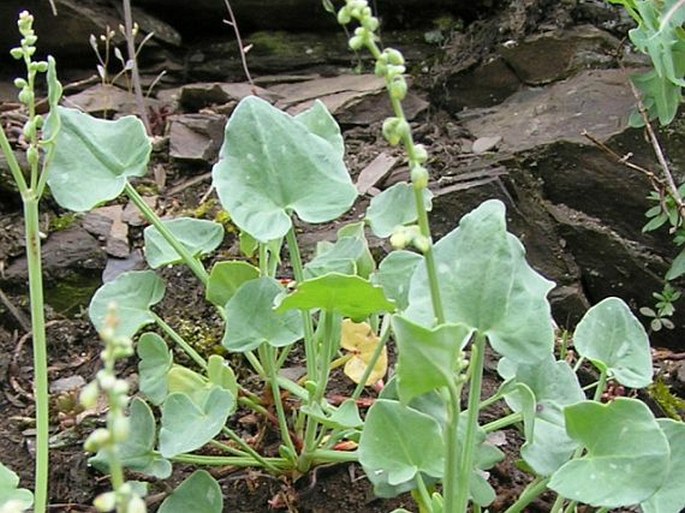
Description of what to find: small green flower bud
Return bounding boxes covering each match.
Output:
[386,64,406,78]
[126,495,147,513]
[413,234,431,254]
[349,35,364,51]
[34,115,43,129]
[112,379,130,396]
[35,60,48,72]
[80,381,100,409]
[111,416,130,443]
[18,87,32,106]
[23,35,38,46]
[414,144,428,164]
[411,165,429,189]
[98,372,116,391]
[389,76,407,101]
[13,78,27,89]
[93,491,117,512]
[337,7,351,24]
[26,146,39,167]
[390,227,410,249]
[361,15,379,32]
[382,117,409,146]
[10,47,23,60]
[385,48,405,66]
[26,46,36,57]
[374,59,387,77]
[84,428,111,453]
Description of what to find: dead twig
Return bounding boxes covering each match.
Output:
[223,0,254,87]
[0,286,31,332]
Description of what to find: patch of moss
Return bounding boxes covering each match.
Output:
[176,318,226,357]
[49,212,78,232]
[44,274,102,317]
[648,378,685,420]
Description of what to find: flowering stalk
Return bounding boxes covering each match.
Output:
[81,306,146,513]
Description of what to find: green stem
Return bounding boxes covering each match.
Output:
[503,477,550,513]
[482,412,523,433]
[415,473,434,513]
[592,368,609,402]
[124,182,210,286]
[284,227,316,378]
[442,380,463,513]
[454,333,487,513]
[550,494,566,513]
[261,345,297,459]
[24,196,49,513]
[562,500,578,513]
[152,313,207,370]
[309,449,359,464]
[171,454,288,468]
[0,127,28,194]
[220,427,282,473]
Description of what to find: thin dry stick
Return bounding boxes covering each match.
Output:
[122,0,152,135]
[223,0,254,86]
[0,286,31,332]
[627,77,685,217]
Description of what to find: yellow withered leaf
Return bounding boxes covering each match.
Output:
[340,318,387,386]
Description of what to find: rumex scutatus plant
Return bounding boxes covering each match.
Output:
[2,3,685,513]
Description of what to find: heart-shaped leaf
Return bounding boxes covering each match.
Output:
[294,100,345,157]
[0,463,33,510]
[138,332,173,405]
[574,297,652,388]
[206,261,260,307]
[158,470,222,513]
[45,106,150,211]
[373,250,423,311]
[207,355,238,397]
[641,419,685,513]
[304,222,374,279]
[405,200,555,364]
[366,182,433,238]
[144,218,224,269]
[277,273,396,321]
[223,277,303,352]
[89,270,165,338]
[392,315,472,403]
[212,96,357,242]
[359,399,444,485]
[301,398,364,429]
[90,398,171,478]
[159,387,235,458]
[499,356,584,475]
[549,398,670,507]
[340,319,387,386]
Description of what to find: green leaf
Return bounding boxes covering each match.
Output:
[392,315,472,403]
[206,261,260,307]
[641,419,685,513]
[305,222,375,279]
[294,100,345,157]
[301,398,364,429]
[499,356,584,475]
[144,218,224,269]
[45,107,150,211]
[574,297,652,388]
[212,96,357,242]
[665,246,685,280]
[91,398,172,478]
[137,332,172,405]
[223,277,303,352]
[373,250,423,311]
[366,182,433,238]
[0,462,33,510]
[159,387,235,458]
[89,270,165,338]
[207,355,238,397]
[406,199,554,363]
[549,398,670,507]
[158,470,222,513]
[277,273,396,320]
[630,70,682,126]
[359,399,444,485]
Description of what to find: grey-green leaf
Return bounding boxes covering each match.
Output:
[574,297,652,388]
[223,277,304,352]
[665,246,685,280]
[0,463,33,510]
[294,100,345,157]
[406,199,555,363]
[159,387,235,458]
[366,182,433,238]
[549,398,670,507]
[373,250,423,311]
[359,399,444,485]
[212,96,357,242]
[206,261,260,307]
[144,218,224,269]
[641,419,685,513]
[90,398,171,478]
[158,470,223,513]
[137,332,172,405]
[45,106,150,211]
[89,270,165,338]
[392,315,472,403]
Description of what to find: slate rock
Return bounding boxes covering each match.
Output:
[168,113,227,163]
